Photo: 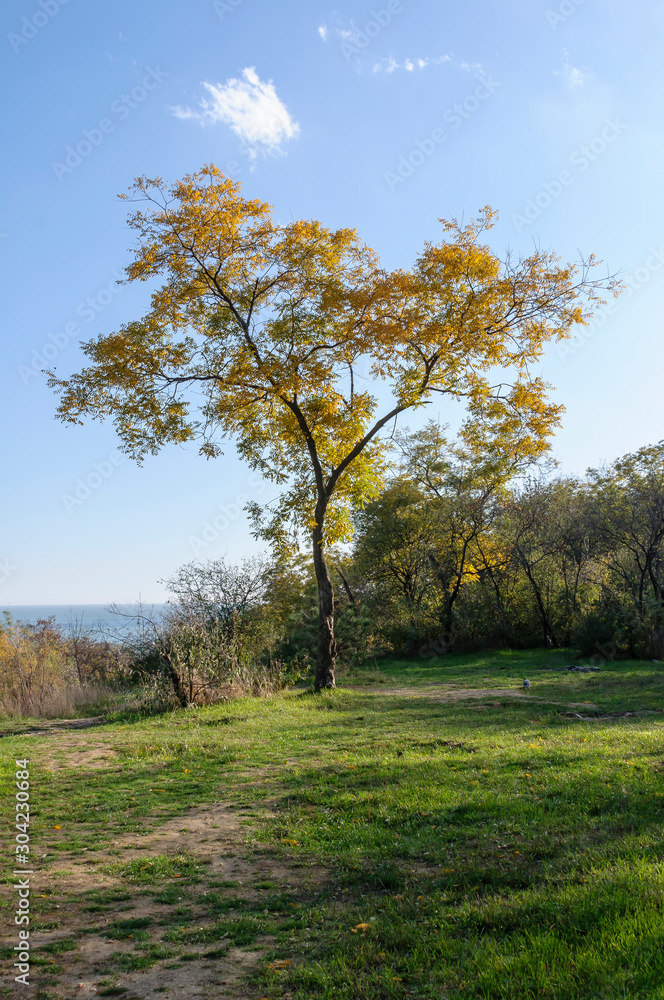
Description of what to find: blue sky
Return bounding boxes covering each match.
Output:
[1,0,663,603]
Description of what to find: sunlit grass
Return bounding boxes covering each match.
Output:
[3,649,664,998]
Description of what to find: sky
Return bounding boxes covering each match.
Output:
[1,0,663,604]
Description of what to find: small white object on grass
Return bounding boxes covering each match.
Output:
[523,679,531,689]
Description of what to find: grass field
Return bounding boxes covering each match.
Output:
[2,649,664,999]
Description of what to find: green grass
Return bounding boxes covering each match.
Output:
[3,649,664,998]
[102,853,203,882]
[38,939,77,955]
[101,916,153,941]
[164,914,269,946]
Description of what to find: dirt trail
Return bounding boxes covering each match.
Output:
[3,728,323,1000]
[348,682,600,710]
[0,715,108,738]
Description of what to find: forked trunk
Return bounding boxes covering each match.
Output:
[313,522,336,690]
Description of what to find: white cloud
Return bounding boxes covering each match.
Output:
[566,64,585,87]
[459,60,485,75]
[318,24,328,41]
[172,67,300,158]
[372,54,455,73]
[556,49,586,88]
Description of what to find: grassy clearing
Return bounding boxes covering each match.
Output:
[1,649,664,998]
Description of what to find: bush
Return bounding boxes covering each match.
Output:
[0,614,123,718]
[572,602,628,661]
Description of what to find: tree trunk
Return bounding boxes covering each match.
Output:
[516,547,557,648]
[163,648,189,707]
[313,521,336,690]
[336,565,356,606]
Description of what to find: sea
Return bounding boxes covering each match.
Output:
[0,604,167,636]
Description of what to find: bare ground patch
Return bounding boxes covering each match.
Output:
[42,741,120,771]
[2,733,328,1000]
[347,683,599,711]
[24,821,326,1000]
[0,716,108,738]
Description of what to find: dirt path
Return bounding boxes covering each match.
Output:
[347,682,600,710]
[0,716,108,738]
[3,729,325,1000]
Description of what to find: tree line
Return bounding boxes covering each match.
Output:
[342,429,664,664]
[127,430,664,707]
[4,430,661,714]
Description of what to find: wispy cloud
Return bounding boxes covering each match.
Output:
[373,54,451,73]
[372,54,484,75]
[320,11,484,77]
[172,67,299,158]
[459,60,485,75]
[556,49,586,88]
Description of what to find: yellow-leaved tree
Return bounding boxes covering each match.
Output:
[49,166,620,689]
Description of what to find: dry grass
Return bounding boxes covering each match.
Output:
[0,681,119,719]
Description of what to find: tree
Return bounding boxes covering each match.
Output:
[545,477,599,639]
[353,477,438,651]
[397,422,514,651]
[589,442,664,656]
[501,478,566,647]
[116,559,278,706]
[164,556,268,630]
[49,165,619,689]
